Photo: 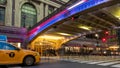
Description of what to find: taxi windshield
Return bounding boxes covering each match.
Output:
[0,42,19,50]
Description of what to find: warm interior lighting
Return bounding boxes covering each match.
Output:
[109,46,119,49]
[119,18,120,20]
[108,5,120,20]
[39,35,64,40]
[79,26,91,30]
[116,16,120,18]
[115,16,120,20]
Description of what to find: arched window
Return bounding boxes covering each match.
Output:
[0,7,5,25]
[21,3,37,29]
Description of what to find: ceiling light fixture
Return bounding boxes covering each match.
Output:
[39,35,64,40]
[58,33,71,36]
[79,26,91,30]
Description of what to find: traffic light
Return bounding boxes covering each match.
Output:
[102,37,107,42]
[104,31,109,35]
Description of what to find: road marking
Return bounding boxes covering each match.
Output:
[111,64,120,68]
[87,61,106,64]
[79,61,91,63]
[55,58,120,67]
[86,60,120,64]
[97,61,120,66]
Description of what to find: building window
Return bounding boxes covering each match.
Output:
[48,6,55,15]
[21,3,37,29]
[0,0,6,5]
[0,7,5,25]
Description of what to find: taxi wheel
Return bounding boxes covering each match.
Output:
[23,56,35,66]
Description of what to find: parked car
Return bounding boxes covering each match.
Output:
[0,42,40,66]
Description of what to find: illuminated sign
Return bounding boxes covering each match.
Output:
[0,35,7,42]
[28,0,109,41]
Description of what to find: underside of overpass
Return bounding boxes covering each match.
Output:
[27,0,120,54]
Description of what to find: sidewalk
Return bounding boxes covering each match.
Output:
[41,56,120,62]
[60,56,120,62]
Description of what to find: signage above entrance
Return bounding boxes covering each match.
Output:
[0,35,7,42]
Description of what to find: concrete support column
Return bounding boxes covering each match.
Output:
[5,0,12,26]
[14,0,21,27]
[45,4,48,17]
[37,3,44,22]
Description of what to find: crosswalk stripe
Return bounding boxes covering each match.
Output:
[87,60,120,64]
[87,61,106,64]
[111,64,120,68]
[63,59,92,63]
[97,61,120,66]
[79,61,91,63]
[49,58,120,68]
[60,58,120,67]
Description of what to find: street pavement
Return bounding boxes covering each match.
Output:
[2,56,120,68]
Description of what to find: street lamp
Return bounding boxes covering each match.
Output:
[95,34,99,46]
[95,34,99,38]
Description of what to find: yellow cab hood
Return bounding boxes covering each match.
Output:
[21,49,38,55]
[22,49,36,52]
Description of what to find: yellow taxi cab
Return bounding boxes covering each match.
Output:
[0,42,40,66]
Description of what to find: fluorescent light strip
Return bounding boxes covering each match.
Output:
[79,26,91,30]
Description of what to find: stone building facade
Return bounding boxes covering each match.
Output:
[0,0,67,47]
[0,0,63,28]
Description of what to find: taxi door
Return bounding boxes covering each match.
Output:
[0,42,22,64]
[0,50,16,64]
